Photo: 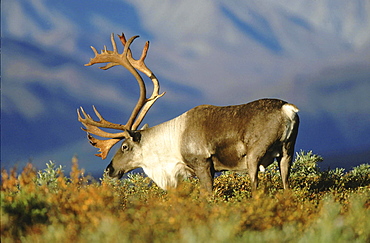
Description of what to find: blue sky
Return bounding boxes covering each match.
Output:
[2,0,370,175]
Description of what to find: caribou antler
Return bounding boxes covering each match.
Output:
[77,33,164,159]
[117,33,165,130]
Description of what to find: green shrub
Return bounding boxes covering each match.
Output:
[35,161,66,193]
[345,164,370,188]
[1,190,50,237]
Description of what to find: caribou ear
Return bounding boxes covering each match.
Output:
[127,130,142,142]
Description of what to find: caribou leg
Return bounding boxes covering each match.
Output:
[278,143,294,190]
[192,157,215,194]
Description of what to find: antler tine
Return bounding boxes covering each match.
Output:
[91,46,99,56]
[111,33,118,53]
[77,106,131,159]
[77,106,128,131]
[118,33,151,77]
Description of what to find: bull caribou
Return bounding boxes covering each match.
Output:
[77,33,299,193]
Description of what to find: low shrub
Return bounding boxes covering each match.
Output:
[1,151,369,242]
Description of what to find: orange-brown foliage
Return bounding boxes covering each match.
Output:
[1,158,369,242]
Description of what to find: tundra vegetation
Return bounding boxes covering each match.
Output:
[1,151,369,242]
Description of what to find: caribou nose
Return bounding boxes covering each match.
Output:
[105,162,115,177]
[105,161,124,179]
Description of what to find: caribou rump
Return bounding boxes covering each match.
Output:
[78,33,299,193]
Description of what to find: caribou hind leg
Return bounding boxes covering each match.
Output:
[277,143,295,190]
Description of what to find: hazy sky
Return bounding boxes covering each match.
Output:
[2,0,370,173]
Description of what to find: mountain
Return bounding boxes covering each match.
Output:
[2,0,370,174]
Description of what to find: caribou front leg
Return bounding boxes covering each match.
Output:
[192,157,215,194]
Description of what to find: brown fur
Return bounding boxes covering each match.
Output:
[180,99,299,192]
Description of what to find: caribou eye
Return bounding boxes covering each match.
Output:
[121,144,129,152]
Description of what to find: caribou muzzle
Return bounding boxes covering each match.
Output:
[106,162,124,179]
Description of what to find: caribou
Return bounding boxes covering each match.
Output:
[77,33,300,193]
